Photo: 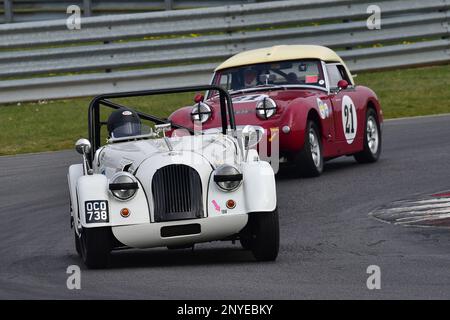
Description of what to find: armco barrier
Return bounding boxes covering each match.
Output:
[0,0,449,103]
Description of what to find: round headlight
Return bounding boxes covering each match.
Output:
[109,173,138,201]
[213,165,243,192]
[191,102,212,124]
[256,97,277,119]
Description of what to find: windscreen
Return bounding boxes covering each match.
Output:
[212,59,326,93]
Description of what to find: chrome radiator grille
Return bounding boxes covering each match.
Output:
[152,164,203,222]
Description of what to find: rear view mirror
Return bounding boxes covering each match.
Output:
[259,74,276,84]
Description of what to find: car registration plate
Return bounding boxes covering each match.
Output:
[85,200,109,223]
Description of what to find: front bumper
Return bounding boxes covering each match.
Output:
[111,214,248,249]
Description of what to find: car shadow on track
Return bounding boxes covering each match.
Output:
[104,247,264,269]
[276,157,370,180]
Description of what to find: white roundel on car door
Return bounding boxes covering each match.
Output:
[341,95,358,144]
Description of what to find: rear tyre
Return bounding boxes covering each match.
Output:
[79,227,112,269]
[241,209,279,261]
[354,108,381,163]
[293,120,324,177]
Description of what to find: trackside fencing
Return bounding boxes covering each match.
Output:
[1,0,265,23]
[0,0,449,103]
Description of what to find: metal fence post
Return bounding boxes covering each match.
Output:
[4,0,13,23]
[83,0,92,16]
[165,0,173,10]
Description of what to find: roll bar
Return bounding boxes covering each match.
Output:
[87,85,236,162]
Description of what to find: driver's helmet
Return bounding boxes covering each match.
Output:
[107,108,142,138]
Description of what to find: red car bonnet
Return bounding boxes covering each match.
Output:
[170,88,323,130]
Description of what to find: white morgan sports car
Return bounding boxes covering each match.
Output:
[68,85,279,268]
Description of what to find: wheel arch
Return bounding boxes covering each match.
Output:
[365,96,383,123]
[306,108,323,138]
[366,99,377,115]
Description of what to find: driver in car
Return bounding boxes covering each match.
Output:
[107,108,142,138]
[243,69,257,87]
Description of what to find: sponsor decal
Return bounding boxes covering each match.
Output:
[212,200,220,212]
[341,95,358,144]
[122,110,133,116]
[305,75,319,83]
[316,98,330,119]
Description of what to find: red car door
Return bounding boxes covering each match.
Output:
[326,63,364,155]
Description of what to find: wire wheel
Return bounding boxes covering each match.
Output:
[367,116,379,154]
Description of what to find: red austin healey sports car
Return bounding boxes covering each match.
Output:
[169,45,383,177]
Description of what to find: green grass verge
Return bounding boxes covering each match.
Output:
[0,64,449,156]
[356,63,450,119]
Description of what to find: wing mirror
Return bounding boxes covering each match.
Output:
[75,138,91,155]
[194,93,204,103]
[337,79,349,90]
[75,138,92,175]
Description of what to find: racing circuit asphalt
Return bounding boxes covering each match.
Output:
[1,114,450,299]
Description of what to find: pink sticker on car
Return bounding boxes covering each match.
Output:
[212,200,220,212]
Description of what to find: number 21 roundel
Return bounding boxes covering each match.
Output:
[341,95,357,144]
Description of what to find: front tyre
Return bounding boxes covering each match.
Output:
[79,227,112,269]
[74,229,81,256]
[242,209,279,261]
[239,236,252,250]
[354,108,381,163]
[293,120,324,177]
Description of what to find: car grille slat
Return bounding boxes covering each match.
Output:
[152,164,203,222]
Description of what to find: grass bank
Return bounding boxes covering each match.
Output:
[0,64,449,155]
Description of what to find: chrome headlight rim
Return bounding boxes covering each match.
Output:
[213,164,243,192]
[109,172,139,201]
[256,97,277,120]
[191,102,212,124]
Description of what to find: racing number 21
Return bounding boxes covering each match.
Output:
[341,95,358,144]
[344,104,355,134]
[85,200,109,223]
